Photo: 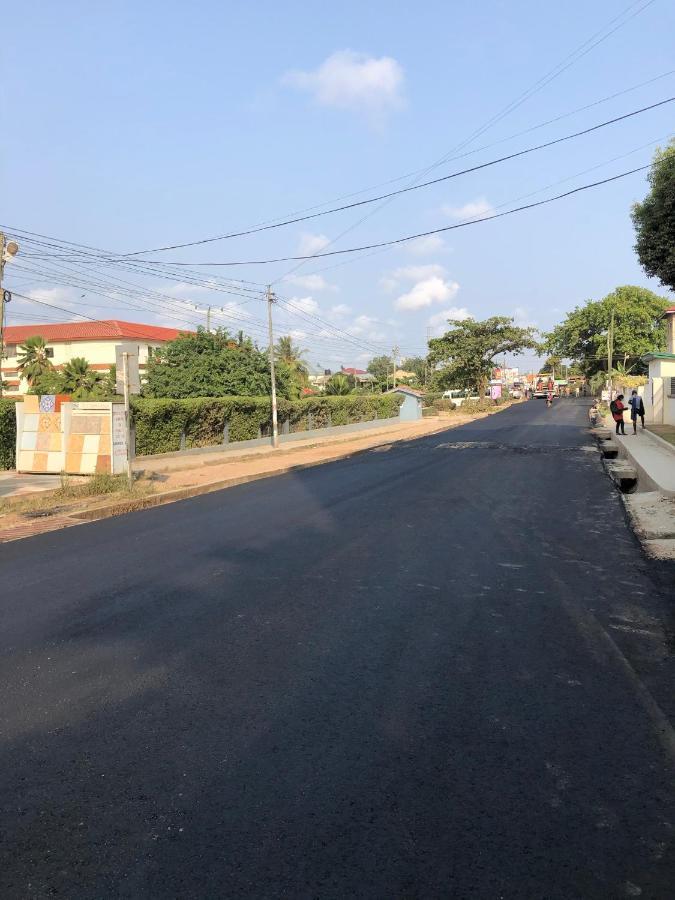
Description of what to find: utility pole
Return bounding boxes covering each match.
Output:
[607,308,615,401]
[206,305,212,332]
[122,352,133,490]
[0,232,19,399]
[392,345,399,389]
[266,286,279,448]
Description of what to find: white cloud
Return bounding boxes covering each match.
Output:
[289,329,308,341]
[395,276,459,311]
[512,305,537,328]
[282,50,405,120]
[348,313,386,342]
[288,295,319,314]
[330,303,351,316]
[284,273,338,293]
[298,232,330,256]
[25,286,75,307]
[427,306,472,335]
[165,280,217,297]
[442,197,495,220]
[405,235,445,256]
[393,264,446,281]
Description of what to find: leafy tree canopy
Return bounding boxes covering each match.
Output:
[143,328,294,399]
[632,139,675,292]
[30,360,118,400]
[544,285,670,376]
[401,356,426,382]
[538,354,561,375]
[17,336,53,385]
[275,335,308,398]
[428,316,539,394]
[324,373,354,395]
[367,355,393,383]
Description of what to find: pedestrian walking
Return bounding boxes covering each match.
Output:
[610,394,627,435]
[628,390,645,434]
[589,403,599,426]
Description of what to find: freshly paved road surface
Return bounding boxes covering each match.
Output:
[2,400,674,898]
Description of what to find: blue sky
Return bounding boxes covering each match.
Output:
[3,0,675,372]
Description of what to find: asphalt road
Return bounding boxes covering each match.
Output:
[2,399,674,899]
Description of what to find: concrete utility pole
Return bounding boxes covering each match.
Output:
[607,308,615,401]
[392,345,399,389]
[206,305,212,332]
[122,352,133,490]
[266,286,279,448]
[0,233,19,399]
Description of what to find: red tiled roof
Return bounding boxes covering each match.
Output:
[3,320,191,344]
[664,306,675,314]
[341,367,368,375]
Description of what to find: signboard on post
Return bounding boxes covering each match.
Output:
[115,343,141,395]
[491,383,502,400]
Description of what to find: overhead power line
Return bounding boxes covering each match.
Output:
[116,95,674,257]
[125,164,649,267]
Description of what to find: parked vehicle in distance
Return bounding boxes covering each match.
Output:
[510,389,522,399]
[442,389,481,406]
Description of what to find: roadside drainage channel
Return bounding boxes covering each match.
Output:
[591,426,675,561]
[590,427,638,494]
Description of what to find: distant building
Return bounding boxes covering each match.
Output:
[341,366,377,388]
[642,306,675,425]
[1,320,189,394]
[387,386,423,421]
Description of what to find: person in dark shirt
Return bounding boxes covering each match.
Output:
[628,390,645,434]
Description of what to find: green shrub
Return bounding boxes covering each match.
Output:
[0,398,20,469]
[131,394,403,456]
[431,399,457,412]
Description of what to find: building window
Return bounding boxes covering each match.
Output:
[4,343,16,357]
[669,376,675,398]
[45,348,54,358]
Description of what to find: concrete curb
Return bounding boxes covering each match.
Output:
[645,427,675,457]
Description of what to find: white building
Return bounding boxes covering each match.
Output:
[642,306,675,426]
[1,320,190,394]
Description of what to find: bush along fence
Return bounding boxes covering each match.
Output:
[131,394,404,457]
[0,398,19,469]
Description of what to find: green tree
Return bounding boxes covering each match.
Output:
[367,355,393,385]
[401,356,426,382]
[632,139,675,292]
[545,285,670,376]
[275,335,309,397]
[143,327,294,399]
[428,316,539,395]
[324,373,353,395]
[17,336,53,386]
[62,357,101,398]
[539,354,561,375]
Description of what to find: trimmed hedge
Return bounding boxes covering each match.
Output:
[131,394,403,457]
[0,398,20,470]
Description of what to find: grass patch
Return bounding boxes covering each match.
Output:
[0,472,154,518]
[647,425,675,448]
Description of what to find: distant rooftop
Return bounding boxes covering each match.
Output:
[3,320,191,344]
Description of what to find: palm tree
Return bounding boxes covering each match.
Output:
[62,357,101,398]
[324,373,353,395]
[17,336,53,386]
[275,335,309,381]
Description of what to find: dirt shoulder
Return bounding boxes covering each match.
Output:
[0,404,514,542]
